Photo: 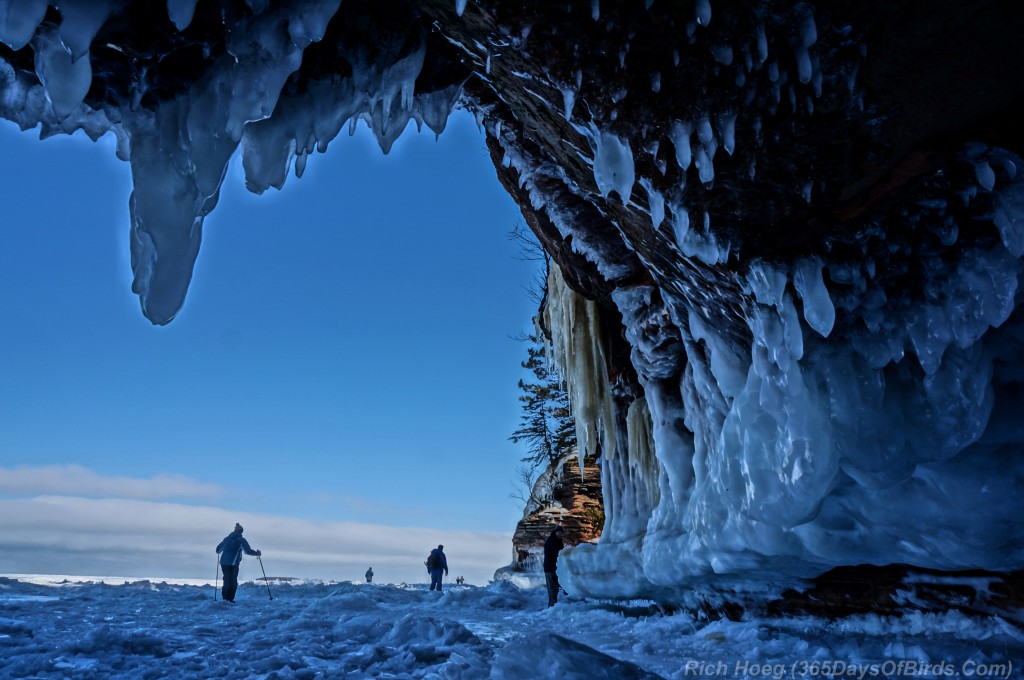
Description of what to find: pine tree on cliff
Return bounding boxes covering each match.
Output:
[509,335,576,469]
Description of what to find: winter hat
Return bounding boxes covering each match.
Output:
[235,523,243,533]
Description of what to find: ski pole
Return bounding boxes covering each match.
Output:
[214,558,219,600]
[257,555,273,601]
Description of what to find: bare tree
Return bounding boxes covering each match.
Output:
[508,222,549,306]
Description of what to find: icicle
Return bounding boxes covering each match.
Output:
[592,128,635,202]
[711,45,733,66]
[455,0,468,16]
[561,86,576,120]
[543,266,618,469]
[59,0,117,62]
[0,0,47,50]
[721,112,737,155]
[640,178,665,229]
[695,116,713,145]
[167,0,200,31]
[800,11,818,47]
[33,26,92,120]
[755,23,768,64]
[591,0,600,21]
[695,0,711,26]
[670,121,692,174]
[976,161,996,192]
[793,258,835,337]
[626,397,659,503]
[794,45,812,84]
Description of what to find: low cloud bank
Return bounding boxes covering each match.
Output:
[0,467,510,585]
[0,464,222,499]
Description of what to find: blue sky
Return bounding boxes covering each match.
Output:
[0,111,541,584]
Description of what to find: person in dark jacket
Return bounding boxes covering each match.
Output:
[215,523,261,603]
[365,567,374,583]
[543,526,565,607]
[427,545,448,592]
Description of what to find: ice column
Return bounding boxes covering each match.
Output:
[542,266,618,470]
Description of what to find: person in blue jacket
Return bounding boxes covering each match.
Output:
[216,523,261,602]
[426,544,448,592]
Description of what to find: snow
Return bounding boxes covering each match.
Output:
[0,574,1018,679]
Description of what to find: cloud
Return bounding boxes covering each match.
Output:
[0,464,222,500]
[0,495,512,586]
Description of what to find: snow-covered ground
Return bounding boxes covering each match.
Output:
[0,575,1020,679]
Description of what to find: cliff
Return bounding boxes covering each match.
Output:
[499,453,603,585]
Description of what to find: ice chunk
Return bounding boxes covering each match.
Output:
[793,258,835,337]
[0,0,46,50]
[592,128,635,202]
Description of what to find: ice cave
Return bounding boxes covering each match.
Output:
[1,0,1022,606]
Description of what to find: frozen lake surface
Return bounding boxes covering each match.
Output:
[0,575,1019,678]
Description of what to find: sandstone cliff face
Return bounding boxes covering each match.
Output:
[512,455,603,557]
[2,1,1023,604]
[497,453,603,586]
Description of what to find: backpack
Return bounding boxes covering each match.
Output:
[426,551,439,570]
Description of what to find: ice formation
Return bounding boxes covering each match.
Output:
[1,1,1022,602]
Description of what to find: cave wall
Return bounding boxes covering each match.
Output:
[428,0,1024,600]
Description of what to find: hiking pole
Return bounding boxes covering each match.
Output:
[214,559,219,601]
[257,555,273,601]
